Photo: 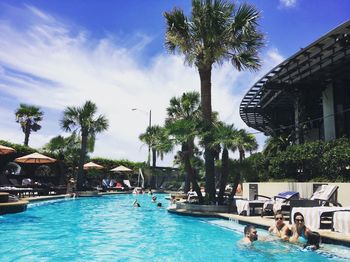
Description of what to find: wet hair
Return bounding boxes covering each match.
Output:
[293,212,304,222]
[244,225,256,235]
[274,210,284,218]
[157,202,162,207]
[305,231,321,249]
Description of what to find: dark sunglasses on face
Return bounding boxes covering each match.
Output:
[295,218,304,222]
[275,217,283,221]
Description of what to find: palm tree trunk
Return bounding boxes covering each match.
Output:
[218,147,229,205]
[199,65,216,202]
[182,144,191,193]
[183,141,203,203]
[57,156,64,185]
[24,123,30,146]
[152,148,157,167]
[77,133,88,191]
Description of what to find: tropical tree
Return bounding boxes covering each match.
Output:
[210,122,238,204]
[165,91,203,201]
[15,104,44,146]
[164,0,264,201]
[230,129,258,198]
[44,134,84,184]
[61,101,109,191]
[139,125,172,167]
[263,134,292,157]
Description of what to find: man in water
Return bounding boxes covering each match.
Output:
[241,225,258,244]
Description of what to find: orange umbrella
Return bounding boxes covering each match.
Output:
[83,161,104,170]
[15,152,56,164]
[0,145,16,155]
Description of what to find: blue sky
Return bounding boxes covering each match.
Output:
[0,0,349,165]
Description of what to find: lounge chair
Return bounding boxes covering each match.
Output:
[236,191,300,216]
[291,206,350,230]
[289,184,343,225]
[123,180,134,190]
[262,191,300,217]
[235,195,270,216]
[332,210,350,233]
[289,184,341,211]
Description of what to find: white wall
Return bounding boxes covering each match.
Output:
[242,182,350,206]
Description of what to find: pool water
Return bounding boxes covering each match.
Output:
[0,194,348,261]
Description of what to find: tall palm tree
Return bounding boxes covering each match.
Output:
[165,0,264,201]
[211,122,238,204]
[165,91,203,201]
[61,101,109,191]
[230,129,258,198]
[15,104,44,146]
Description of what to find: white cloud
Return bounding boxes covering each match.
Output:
[0,5,284,165]
[279,0,297,8]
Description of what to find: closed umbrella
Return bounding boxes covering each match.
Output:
[0,145,16,155]
[15,152,56,164]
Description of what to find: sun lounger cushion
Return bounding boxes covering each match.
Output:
[311,185,338,201]
[262,191,299,214]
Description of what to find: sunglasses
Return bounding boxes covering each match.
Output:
[295,218,304,222]
[275,217,283,221]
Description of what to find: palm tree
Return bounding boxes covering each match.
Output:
[211,122,238,204]
[164,0,264,201]
[165,91,203,201]
[44,134,84,184]
[230,129,258,198]
[15,104,44,146]
[263,134,292,156]
[139,125,172,167]
[61,101,109,191]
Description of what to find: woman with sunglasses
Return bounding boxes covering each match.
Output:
[289,212,312,244]
[268,210,291,241]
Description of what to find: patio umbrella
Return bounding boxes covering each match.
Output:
[0,145,16,155]
[110,165,132,172]
[15,152,56,164]
[83,161,104,170]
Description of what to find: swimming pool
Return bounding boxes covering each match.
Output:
[0,194,348,261]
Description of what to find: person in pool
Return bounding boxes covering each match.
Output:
[289,212,312,244]
[268,210,291,241]
[133,199,141,207]
[241,225,258,244]
[152,195,157,203]
[304,231,321,250]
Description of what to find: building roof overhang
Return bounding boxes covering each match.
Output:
[240,20,350,135]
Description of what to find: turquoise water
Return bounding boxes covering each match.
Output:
[0,194,348,261]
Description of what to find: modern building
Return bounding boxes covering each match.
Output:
[240,20,350,143]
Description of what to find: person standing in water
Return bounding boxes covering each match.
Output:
[268,210,291,241]
[241,225,258,244]
[289,212,312,244]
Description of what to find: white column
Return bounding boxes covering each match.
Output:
[322,84,336,141]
